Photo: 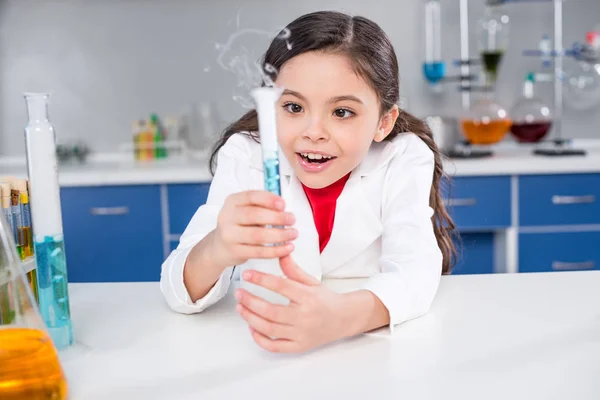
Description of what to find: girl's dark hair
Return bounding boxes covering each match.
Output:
[209,11,457,274]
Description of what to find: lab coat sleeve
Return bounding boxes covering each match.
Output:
[362,134,443,331]
[160,134,251,314]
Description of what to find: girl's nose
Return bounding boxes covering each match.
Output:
[303,118,329,142]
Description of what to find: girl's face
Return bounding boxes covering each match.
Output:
[274,51,399,189]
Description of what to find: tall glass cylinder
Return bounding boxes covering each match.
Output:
[422,0,445,88]
[23,93,73,350]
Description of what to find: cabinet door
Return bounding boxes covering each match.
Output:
[443,176,511,231]
[451,233,495,275]
[167,183,210,234]
[519,231,600,273]
[519,174,600,226]
[61,185,163,282]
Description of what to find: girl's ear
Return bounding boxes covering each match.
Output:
[374,104,400,142]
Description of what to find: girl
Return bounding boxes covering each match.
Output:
[160,11,456,353]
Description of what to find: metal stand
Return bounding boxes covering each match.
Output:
[447,0,586,158]
[447,0,494,159]
[533,0,586,156]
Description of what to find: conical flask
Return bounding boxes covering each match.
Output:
[0,212,69,399]
[24,93,74,350]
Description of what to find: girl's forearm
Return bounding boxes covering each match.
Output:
[183,230,228,302]
[339,290,390,337]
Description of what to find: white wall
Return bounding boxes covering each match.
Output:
[1,0,599,156]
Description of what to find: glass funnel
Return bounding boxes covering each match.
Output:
[0,212,69,399]
[460,92,511,145]
[477,3,509,84]
[510,73,553,143]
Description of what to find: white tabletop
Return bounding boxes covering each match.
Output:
[58,271,600,400]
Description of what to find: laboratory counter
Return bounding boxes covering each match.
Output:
[59,270,600,400]
[2,139,600,186]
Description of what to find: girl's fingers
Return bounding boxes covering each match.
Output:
[234,206,295,227]
[228,190,285,211]
[242,270,306,303]
[235,288,298,325]
[248,326,301,354]
[235,226,298,246]
[235,242,295,259]
[236,304,296,340]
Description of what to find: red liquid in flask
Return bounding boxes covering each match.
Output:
[510,121,552,143]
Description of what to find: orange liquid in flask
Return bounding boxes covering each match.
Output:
[461,119,511,145]
[0,328,68,399]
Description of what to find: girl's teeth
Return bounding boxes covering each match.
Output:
[301,153,332,160]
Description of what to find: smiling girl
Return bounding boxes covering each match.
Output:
[160,11,456,353]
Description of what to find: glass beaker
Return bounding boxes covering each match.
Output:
[477,2,509,85]
[461,92,511,145]
[510,73,553,143]
[24,93,74,350]
[0,212,69,399]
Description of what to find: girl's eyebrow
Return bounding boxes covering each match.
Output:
[329,95,363,104]
[282,89,307,101]
[282,90,363,105]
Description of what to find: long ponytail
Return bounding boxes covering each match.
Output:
[389,109,458,274]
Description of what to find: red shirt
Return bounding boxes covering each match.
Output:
[301,173,351,253]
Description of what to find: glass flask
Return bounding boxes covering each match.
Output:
[510,73,553,143]
[24,93,74,350]
[477,3,509,84]
[461,93,511,145]
[564,60,600,111]
[0,212,69,399]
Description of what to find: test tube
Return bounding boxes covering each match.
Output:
[250,86,284,197]
[24,92,73,350]
[0,183,12,242]
[15,179,38,302]
[10,186,25,260]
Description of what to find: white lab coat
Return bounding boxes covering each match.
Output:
[160,131,443,330]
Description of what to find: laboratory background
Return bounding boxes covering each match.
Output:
[1,0,600,398]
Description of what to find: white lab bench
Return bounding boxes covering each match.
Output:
[58,271,600,400]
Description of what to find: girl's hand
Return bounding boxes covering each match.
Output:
[211,191,298,269]
[234,255,349,353]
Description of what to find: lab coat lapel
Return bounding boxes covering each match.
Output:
[320,171,382,274]
[281,173,322,280]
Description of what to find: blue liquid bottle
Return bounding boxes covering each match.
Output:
[23,93,73,350]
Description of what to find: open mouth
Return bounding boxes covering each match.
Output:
[297,152,337,164]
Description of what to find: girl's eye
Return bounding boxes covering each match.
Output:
[283,102,303,114]
[334,108,355,119]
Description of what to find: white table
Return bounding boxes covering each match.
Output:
[59,271,600,400]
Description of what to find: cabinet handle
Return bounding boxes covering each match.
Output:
[90,206,129,216]
[444,198,477,207]
[551,261,596,271]
[551,195,596,205]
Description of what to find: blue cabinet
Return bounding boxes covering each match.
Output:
[167,183,210,234]
[519,173,600,226]
[444,176,511,231]
[61,185,164,282]
[451,232,495,275]
[518,231,600,273]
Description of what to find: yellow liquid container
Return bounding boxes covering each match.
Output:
[460,96,511,145]
[0,328,68,399]
[461,119,512,145]
[0,211,68,399]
